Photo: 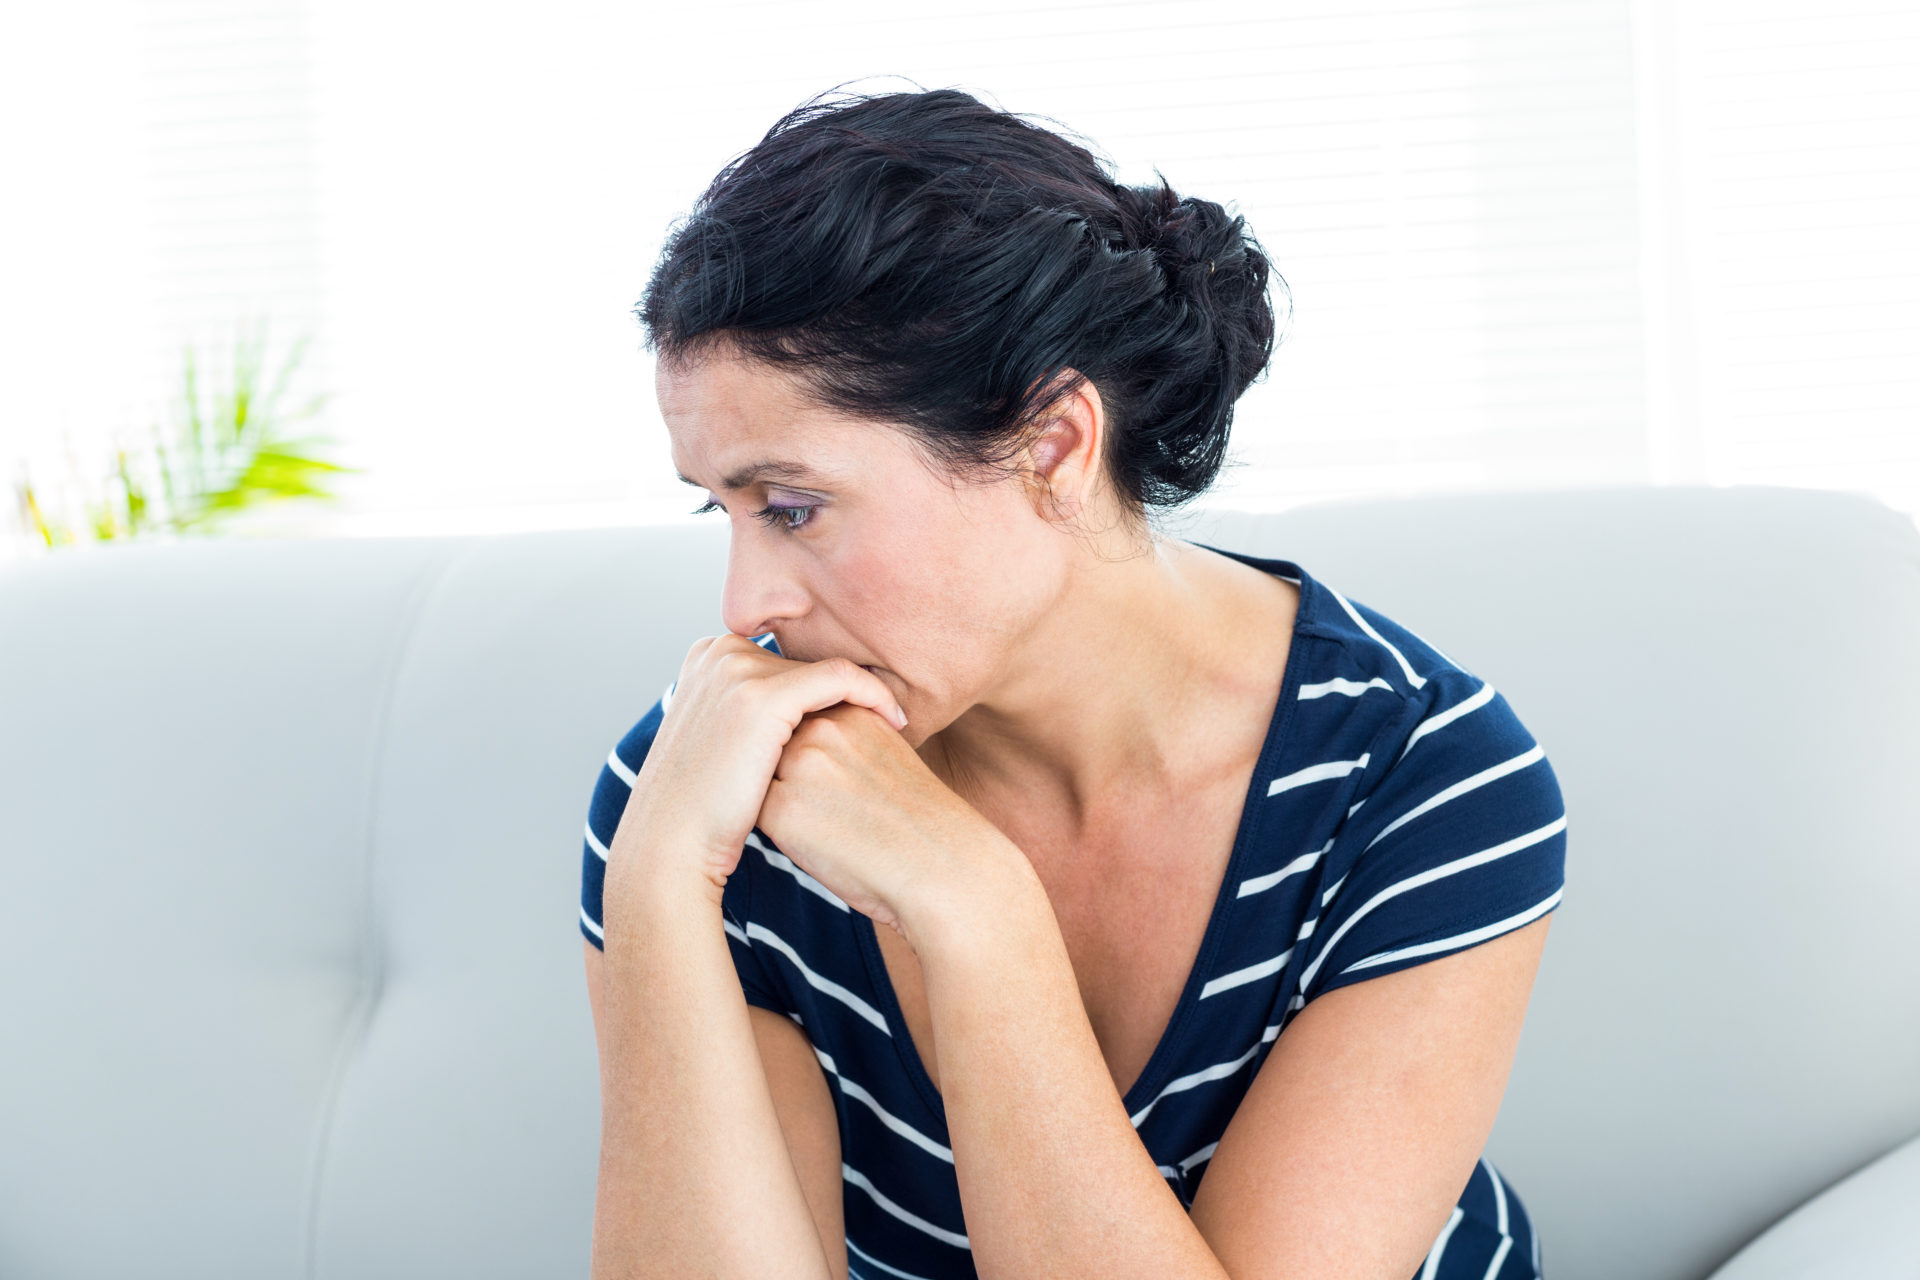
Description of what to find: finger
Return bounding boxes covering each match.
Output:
[766,656,909,730]
[681,633,725,675]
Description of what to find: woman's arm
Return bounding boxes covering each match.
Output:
[905,854,1234,1280]
[587,865,836,1280]
[903,854,1549,1280]
[582,637,909,1279]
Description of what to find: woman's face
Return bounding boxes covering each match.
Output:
[656,347,1082,742]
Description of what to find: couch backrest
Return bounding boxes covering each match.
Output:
[2,483,1916,1280]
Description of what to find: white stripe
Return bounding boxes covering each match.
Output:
[1320,872,1347,907]
[847,1236,939,1280]
[1179,1141,1218,1175]
[1484,1157,1511,1235]
[584,821,610,862]
[1362,745,1546,853]
[1202,902,1327,999]
[749,832,849,911]
[1297,815,1567,996]
[1200,946,1293,999]
[1481,1234,1514,1280]
[745,922,891,1034]
[604,745,637,788]
[721,916,749,947]
[1327,585,1428,690]
[579,904,604,941]
[1238,842,1329,897]
[1399,680,1496,763]
[658,678,676,716]
[1298,675,1395,700]
[842,1163,970,1250]
[1268,752,1371,798]
[1130,1040,1262,1128]
[1531,1220,1540,1271]
[1339,888,1563,976]
[814,1047,953,1163]
[1420,1206,1466,1280]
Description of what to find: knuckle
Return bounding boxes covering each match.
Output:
[725,677,763,713]
[792,716,843,753]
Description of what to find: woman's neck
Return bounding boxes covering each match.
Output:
[920,535,1297,835]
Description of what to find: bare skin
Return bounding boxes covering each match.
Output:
[585,339,1551,1280]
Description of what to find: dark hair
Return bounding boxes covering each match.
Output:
[636,85,1284,517]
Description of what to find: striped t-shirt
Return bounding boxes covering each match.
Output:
[580,545,1567,1280]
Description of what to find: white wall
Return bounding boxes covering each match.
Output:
[2,0,1915,557]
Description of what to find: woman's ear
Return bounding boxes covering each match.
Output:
[1023,375,1106,520]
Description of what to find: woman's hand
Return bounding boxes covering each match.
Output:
[756,701,1026,940]
[607,634,910,904]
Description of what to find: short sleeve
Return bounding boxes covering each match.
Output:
[1293,670,1568,1006]
[578,683,787,1014]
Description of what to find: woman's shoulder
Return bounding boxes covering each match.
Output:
[1274,562,1539,748]
[1264,561,1566,877]
[587,683,673,839]
[1274,570,1568,1004]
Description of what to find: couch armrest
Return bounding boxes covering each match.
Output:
[1705,1130,1920,1279]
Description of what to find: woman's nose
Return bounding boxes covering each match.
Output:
[719,533,809,639]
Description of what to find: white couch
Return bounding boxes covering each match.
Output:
[2,483,1916,1279]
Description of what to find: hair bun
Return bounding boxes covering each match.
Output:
[1095,176,1279,505]
[1110,179,1252,291]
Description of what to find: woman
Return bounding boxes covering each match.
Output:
[580,87,1566,1280]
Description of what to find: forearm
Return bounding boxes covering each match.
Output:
[593,865,832,1280]
[907,855,1232,1280]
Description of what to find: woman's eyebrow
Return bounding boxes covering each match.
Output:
[675,460,835,490]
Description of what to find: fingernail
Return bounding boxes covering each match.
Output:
[895,708,909,729]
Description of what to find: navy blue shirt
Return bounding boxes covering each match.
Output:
[581,547,1566,1279]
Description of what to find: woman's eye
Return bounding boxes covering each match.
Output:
[753,503,817,533]
[689,495,816,533]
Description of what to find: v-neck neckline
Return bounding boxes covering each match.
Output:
[853,547,1317,1126]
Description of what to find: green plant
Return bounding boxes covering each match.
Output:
[16,317,355,547]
